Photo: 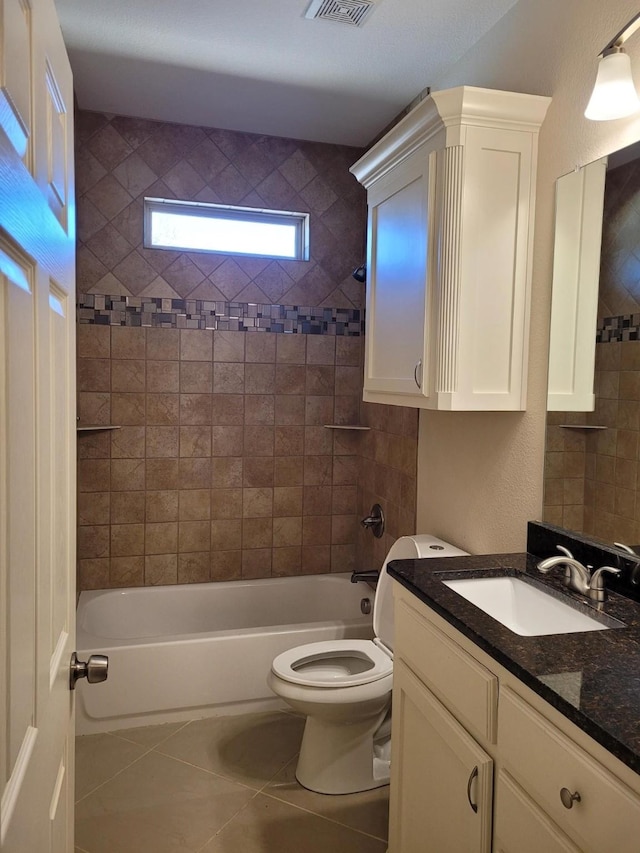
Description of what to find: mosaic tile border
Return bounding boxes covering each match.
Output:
[77,293,363,336]
[597,314,640,343]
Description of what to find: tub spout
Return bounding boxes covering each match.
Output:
[350,570,379,584]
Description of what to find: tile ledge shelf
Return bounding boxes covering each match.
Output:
[559,424,607,430]
[77,425,122,432]
[323,424,371,430]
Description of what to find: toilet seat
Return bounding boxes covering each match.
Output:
[272,639,393,688]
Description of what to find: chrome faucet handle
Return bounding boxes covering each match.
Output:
[588,566,621,603]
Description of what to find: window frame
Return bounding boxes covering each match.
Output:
[143,196,310,262]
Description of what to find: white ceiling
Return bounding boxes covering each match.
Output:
[55,0,521,147]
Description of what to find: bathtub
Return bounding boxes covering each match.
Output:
[75,573,374,734]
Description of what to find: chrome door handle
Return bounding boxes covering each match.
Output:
[414,359,422,389]
[467,765,478,813]
[70,651,109,690]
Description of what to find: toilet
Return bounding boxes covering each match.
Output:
[267,534,468,794]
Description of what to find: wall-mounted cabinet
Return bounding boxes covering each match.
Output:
[351,86,550,411]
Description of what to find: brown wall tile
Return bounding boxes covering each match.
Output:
[146,459,179,491]
[178,552,210,583]
[211,550,241,581]
[78,392,111,425]
[111,458,145,491]
[145,554,178,585]
[245,364,275,394]
[75,113,386,590]
[180,362,212,394]
[179,489,211,521]
[78,358,110,392]
[111,491,145,524]
[211,457,243,488]
[180,329,212,361]
[78,492,111,526]
[213,363,245,394]
[146,328,179,360]
[145,521,178,554]
[242,548,272,578]
[110,556,144,587]
[111,523,145,557]
[146,426,178,458]
[111,326,146,359]
[78,324,110,358]
[245,334,276,364]
[147,360,179,393]
[272,546,302,576]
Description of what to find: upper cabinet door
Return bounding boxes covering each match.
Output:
[364,146,437,402]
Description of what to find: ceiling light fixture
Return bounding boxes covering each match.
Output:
[585,11,640,121]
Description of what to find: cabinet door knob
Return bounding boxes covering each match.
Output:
[414,359,422,389]
[560,787,581,809]
[466,765,478,813]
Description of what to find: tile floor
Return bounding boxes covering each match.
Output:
[74,710,389,853]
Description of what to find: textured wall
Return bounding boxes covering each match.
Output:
[417,0,640,555]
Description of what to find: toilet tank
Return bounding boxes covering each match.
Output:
[374,534,469,654]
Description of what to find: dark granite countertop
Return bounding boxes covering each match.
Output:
[387,551,640,776]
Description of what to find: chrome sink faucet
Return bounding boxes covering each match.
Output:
[536,545,620,602]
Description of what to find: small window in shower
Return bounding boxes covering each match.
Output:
[144,197,310,261]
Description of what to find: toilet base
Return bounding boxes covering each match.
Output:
[295,710,391,795]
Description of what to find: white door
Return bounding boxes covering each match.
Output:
[0,0,77,849]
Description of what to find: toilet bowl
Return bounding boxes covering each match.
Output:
[267,534,468,794]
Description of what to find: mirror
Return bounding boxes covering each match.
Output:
[544,139,640,548]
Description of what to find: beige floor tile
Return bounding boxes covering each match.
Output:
[199,793,388,853]
[75,751,256,853]
[75,733,147,802]
[264,757,389,841]
[157,711,305,790]
[112,720,187,748]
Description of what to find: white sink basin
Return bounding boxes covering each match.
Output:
[442,575,610,636]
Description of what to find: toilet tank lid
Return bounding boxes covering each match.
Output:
[373,534,469,652]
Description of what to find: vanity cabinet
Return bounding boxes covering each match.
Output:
[350,86,550,411]
[389,584,640,853]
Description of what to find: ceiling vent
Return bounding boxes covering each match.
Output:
[304,0,374,27]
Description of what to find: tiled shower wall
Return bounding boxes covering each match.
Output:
[75,111,418,589]
[544,157,640,543]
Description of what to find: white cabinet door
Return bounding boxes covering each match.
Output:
[364,147,436,404]
[388,660,493,853]
[0,0,76,849]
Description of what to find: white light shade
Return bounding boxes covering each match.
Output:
[585,50,640,120]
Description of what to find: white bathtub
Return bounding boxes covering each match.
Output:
[75,573,374,734]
